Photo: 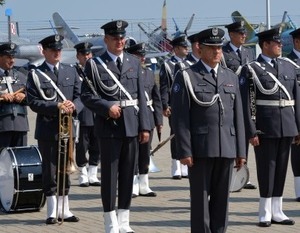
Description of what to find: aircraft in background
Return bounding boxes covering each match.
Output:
[137,0,195,53]
[231,10,296,56]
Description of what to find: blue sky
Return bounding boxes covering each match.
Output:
[1,0,300,24]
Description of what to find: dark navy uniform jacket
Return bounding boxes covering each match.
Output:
[81,51,151,138]
[142,67,163,129]
[287,50,300,66]
[0,69,29,132]
[26,62,83,140]
[222,42,255,73]
[159,56,180,110]
[239,55,300,138]
[171,61,246,159]
[75,65,95,127]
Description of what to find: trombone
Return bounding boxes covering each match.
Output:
[56,108,77,224]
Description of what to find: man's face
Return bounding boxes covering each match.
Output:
[77,52,92,66]
[42,48,62,65]
[200,44,223,67]
[174,45,189,58]
[230,31,247,47]
[104,35,126,55]
[0,54,15,70]
[293,38,300,52]
[263,40,282,58]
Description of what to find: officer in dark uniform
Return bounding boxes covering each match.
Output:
[240,27,299,227]
[186,32,200,65]
[223,21,256,75]
[286,28,300,201]
[73,42,101,187]
[81,20,150,233]
[171,27,246,233]
[126,42,163,198]
[287,28,300,65]
[26,34,83,224]
[0,43,29,148]
[159,34,189,179]
[223,20,257,190]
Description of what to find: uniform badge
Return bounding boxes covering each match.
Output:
[241,21,244,27]
[55,34,60,42]
[212,28,218,36]
[10,43,15,50]
[173,83,180,93]
[239,76,246,86]
[116,20,122,30]
[84,42,89,49]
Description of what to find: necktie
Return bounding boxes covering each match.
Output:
[210,69,217,81]
[271,59,278,70]
[4,70,9,76]
[53,66,59,77]
[236,49,241,60]
[116,57,122,72]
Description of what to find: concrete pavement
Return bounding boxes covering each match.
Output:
[0,109,300,232]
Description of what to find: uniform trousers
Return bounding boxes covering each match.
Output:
[291,144,300,176]
[100,137,138,212]
[75,126,100,167]
[254,137,292,197]
[135,129,153,175]
[38,140,71,196]
[0,131,27,148]
[189,157,233,233]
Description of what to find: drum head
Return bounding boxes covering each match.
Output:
[230,164,249,192]
[0,148,14,211]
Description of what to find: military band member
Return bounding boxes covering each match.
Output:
[81,20,150,233]
[223,20,257,190]
[287,28,300,201]
[240,27,299,227]
[159,34,189,180]
[74,42,101,187]
[126,42,163,198]
[171,28,246,233]
[26,35,83,224]
[0,43,29,148]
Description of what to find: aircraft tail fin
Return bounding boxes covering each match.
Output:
[231,11,256,43]
[52,12,80,45]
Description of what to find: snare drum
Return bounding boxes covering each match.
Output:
[230,164,249,192]
[0,145,46,212]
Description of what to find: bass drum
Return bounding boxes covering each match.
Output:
[0,145,46,212]
[230,164,249,192]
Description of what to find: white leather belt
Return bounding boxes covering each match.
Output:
[111,99,138,108]
[147,100,153,106]
[256,99,295,107]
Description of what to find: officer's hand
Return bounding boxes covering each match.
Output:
[180,157,193,167]
[139,131,149,144]
[13,92,25,103]
[235,158,246,171]
[249,136,259,146]
[108,105,122,119]
[163,107,171,117]
[62,100,75,114]
[1,93,14,102]
[294,135,300,145]
[156,125,163,134]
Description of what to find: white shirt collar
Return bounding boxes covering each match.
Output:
[107,50,123,63]
[201,60,219,75]
[46,62,59,71]
[293,48,300,58]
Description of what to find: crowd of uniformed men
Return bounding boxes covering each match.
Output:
[1,16,300,233]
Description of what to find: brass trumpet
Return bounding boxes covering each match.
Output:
[56,108,77,224]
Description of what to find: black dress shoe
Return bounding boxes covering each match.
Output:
[296,197,300,202]
[132,194,138,198]
[271,219,295,225]
[258,221,271,227]
[172,175,182,180]
[182,175,189,178]
[243,183,257,189]
[89,181,101,186]
[139,192,157,197]
[46,217,58,225]
[79,182,89,187]
[58,216,80,222]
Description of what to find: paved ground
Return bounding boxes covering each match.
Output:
[0,109,300,233]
